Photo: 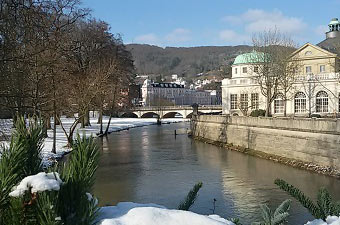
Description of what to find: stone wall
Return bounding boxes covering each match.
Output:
[192,115,340,172]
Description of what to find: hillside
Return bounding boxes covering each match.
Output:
[126,44,252,80]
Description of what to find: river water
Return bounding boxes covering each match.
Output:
[94,121,340,224]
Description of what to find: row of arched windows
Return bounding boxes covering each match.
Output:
[274,91,329,114]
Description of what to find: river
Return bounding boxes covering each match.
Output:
[94,121,340,224]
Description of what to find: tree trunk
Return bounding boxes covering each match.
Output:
[12,112,18,127]
[97,107,102,124]
[68,122,79,147]
[98,108,103,135]
[46,116,51,129]
[42,115,50,138]
[55,113,60,125]
[265,88,272,117]
[52,105,57,154]
[104,112,112,135]
[84,109,91,126]
[80,111,85,128]
[265,96,272,117]
[52,75,57,154]
[283,96,287,117]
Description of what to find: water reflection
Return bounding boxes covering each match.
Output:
[94,122,340,224]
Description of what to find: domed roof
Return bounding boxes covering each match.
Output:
[329,18,339,25]
[233,51,268,65]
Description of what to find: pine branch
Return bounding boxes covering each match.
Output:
[57,135,99,224]
[178,182,203,211]
[0,116,45,222]
[275,179,324,219]
[317,188,334,219]
[274,199,291,218]
[252,199,291,225]
[11,117,45,175]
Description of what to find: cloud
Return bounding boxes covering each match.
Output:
[134,33,159,45]
[222,9,307,34]
[315,25,328,36]
[219,29,249,44]
[165,28,191,43]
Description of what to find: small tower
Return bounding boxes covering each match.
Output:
[326,18,340,39]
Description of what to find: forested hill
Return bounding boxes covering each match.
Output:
[126,44,252,78]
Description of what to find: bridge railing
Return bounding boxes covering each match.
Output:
[131,105,222,111]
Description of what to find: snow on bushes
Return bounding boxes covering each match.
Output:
[9,172,62,197]
[96,202,235,225]
[86,192,98,206]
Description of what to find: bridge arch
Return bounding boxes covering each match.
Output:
[141,112,160,118]
[121,112,138,118]
[162,112,183,118]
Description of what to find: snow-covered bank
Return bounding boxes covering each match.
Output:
[0,117,189,166]
[96,202,340,225]
[0,119,12,140]
[97,202,235,225]
[305,216,340,225]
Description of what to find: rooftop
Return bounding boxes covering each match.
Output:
[233,51,268,65]
[317,36,340,54]
[151,82,185,88]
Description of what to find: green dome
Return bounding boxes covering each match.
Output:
[233,51,267,65]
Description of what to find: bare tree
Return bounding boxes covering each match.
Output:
[276,41,300,116]
[248,29,297,116]
[294,76,320,117]
[0,0,135,150]
[236,90,251,116]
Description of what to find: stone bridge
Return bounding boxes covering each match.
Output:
[120,105,222,118]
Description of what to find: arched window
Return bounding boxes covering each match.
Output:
[316,91,328,113]
[274,93,284,114]
[294,92,306,113]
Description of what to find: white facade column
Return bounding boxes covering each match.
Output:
[222,79,230,114]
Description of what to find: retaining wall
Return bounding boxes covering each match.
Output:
[191,115,340,172]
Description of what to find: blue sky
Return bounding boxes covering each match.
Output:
[81,0,340,47]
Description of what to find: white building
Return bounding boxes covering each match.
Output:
[222,18,340,117]
[142,79,211,106]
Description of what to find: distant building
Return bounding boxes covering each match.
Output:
[206,90,222,105]
[171,74,178,80]
[141,79,211,106]
[222,18,340,116]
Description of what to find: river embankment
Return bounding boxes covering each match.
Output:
[191,115,340,177]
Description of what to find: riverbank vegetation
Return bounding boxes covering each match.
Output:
[0,118,99,224]
[0,0,135,152]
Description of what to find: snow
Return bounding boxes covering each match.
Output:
[0,117,188,167]
[305,216,340,225]
[0,119,12,149]
[96,202,234,225]
[86,192,98,206]
[0,119,12,137]
[9,172,63,197]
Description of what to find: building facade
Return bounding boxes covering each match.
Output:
[222,18,340,117]
[141,79,212,106]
